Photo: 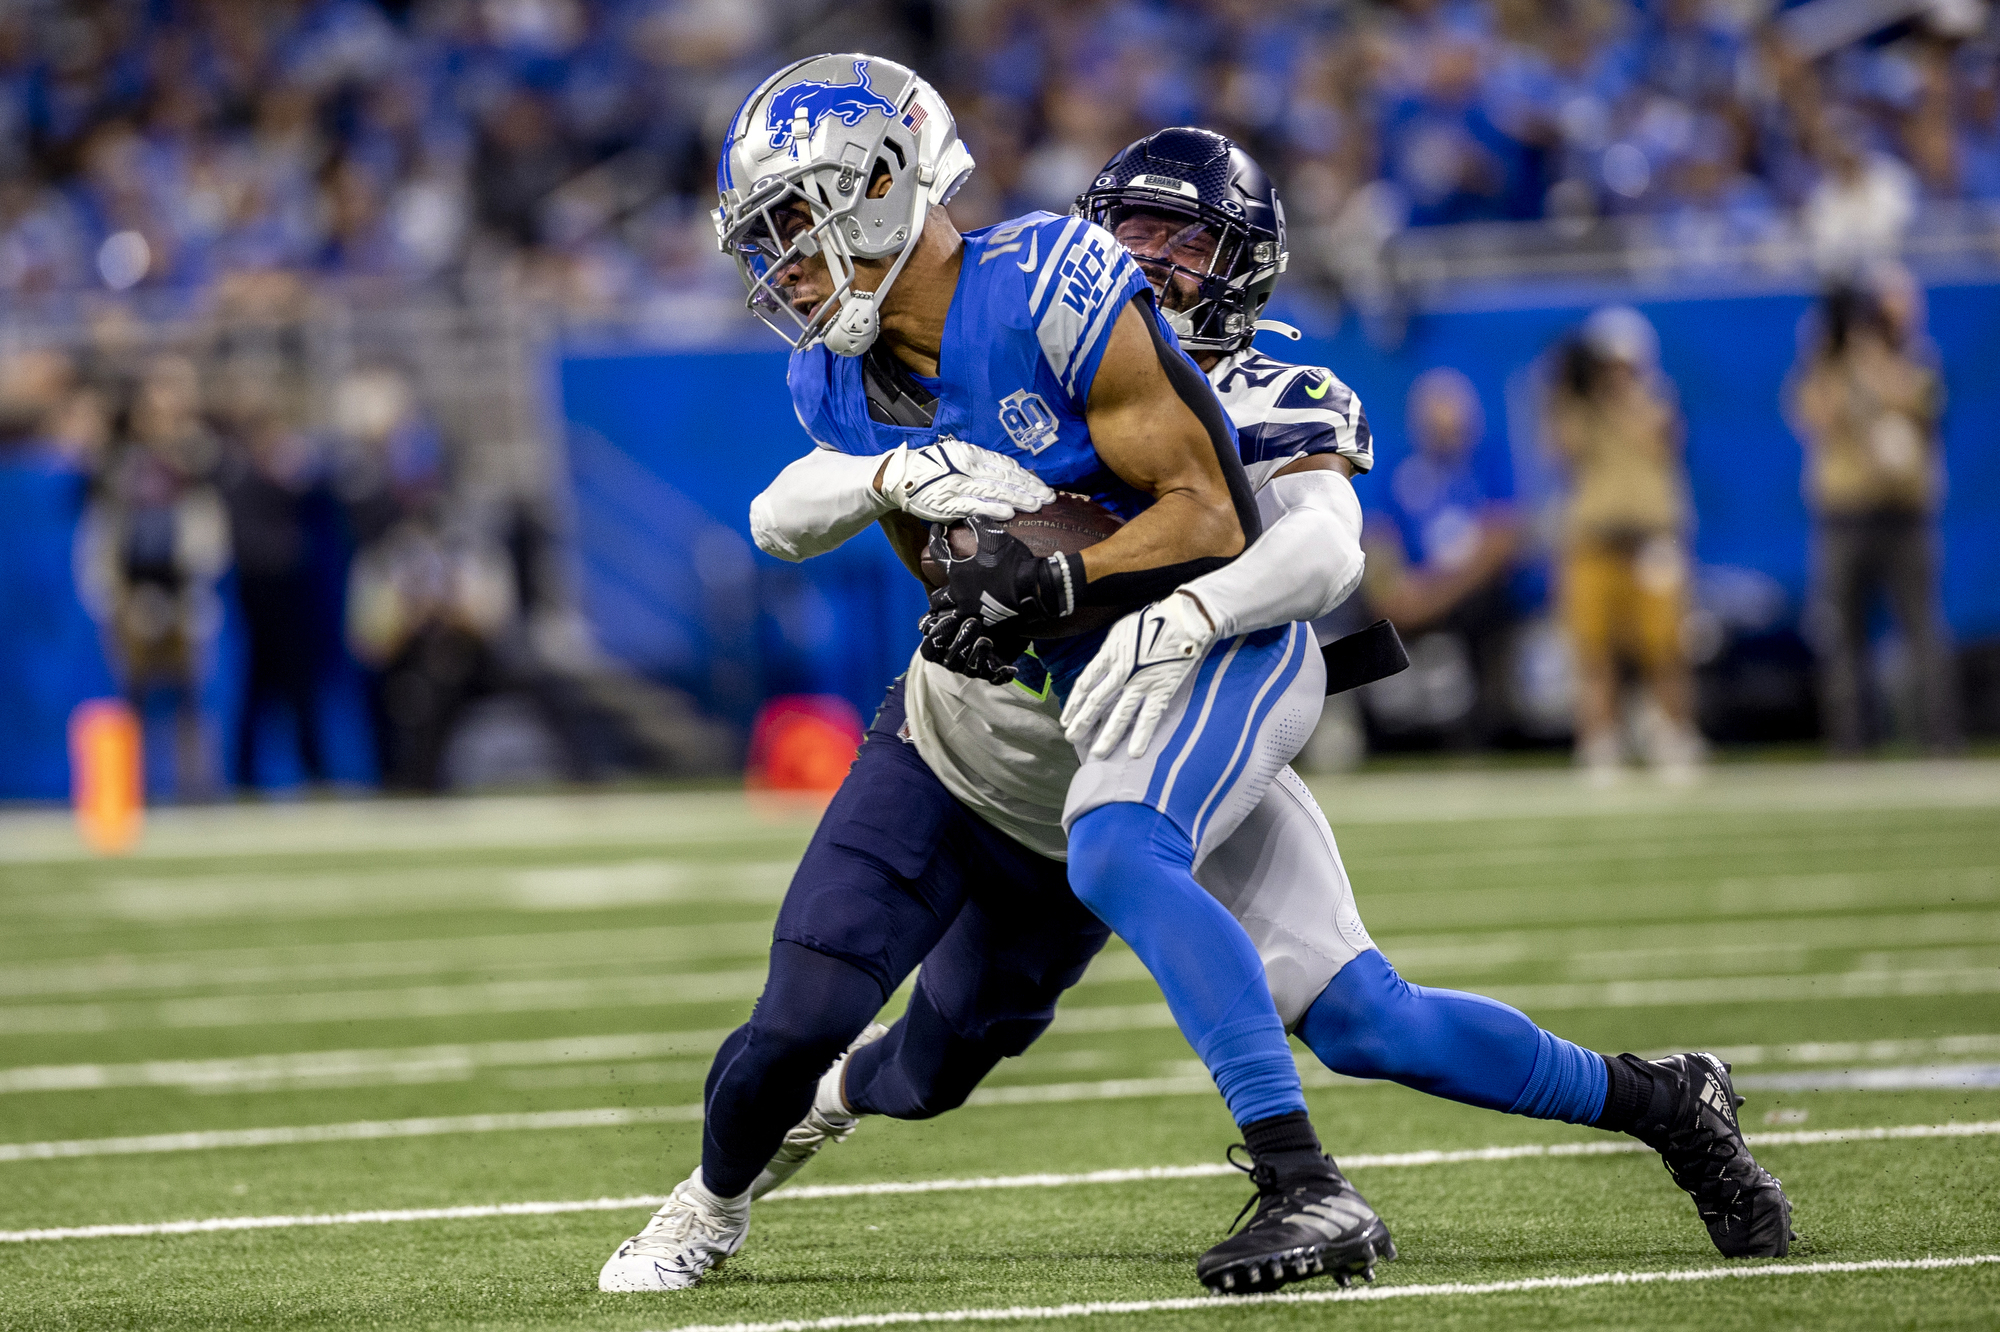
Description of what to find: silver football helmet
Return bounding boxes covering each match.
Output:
[714,54,974,356]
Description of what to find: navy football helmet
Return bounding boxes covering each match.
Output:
[1075,127,1287,356]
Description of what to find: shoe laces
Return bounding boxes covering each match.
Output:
[1223,1143,1283,1235]
[627,1187,738,1258]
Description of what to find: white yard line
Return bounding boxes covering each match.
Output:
[0,1030,744,1095]
[5,950,1990,1039]
[9,1017,1999,1099]
[1738,1063,2000,1092]
[1484,965,2000,1011]
[0,971,774,1037]
[4,762,1995,866]
[0,1104,705,1163]
[3,1120,1994,1243]
[655,1256,2000,1332]
[0,921,781,1000]
[4,1044,1996,1161]
[0,954,1149,1041]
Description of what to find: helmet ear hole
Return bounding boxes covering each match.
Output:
[882,138,906,170]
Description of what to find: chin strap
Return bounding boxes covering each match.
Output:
[824,291,879,356]
[1254,319,1302,341]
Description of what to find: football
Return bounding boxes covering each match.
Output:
[919,491,1129,638]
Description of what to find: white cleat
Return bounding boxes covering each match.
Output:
[750,1022,888,1200]
[597,1170,751,1292]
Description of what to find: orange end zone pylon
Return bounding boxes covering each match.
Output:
[69,699,144,856]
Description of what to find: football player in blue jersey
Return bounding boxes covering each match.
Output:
[597,62,1791,1295]
[599,52,1383,1297]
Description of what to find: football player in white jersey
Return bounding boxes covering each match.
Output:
[749,127,1792,1262]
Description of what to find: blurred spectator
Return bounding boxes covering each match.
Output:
[1545,306,1702,782]
[334,367,512,788]
[346,513,515,789]
[1379,36,1534,225]
[0,346,80,458]
[1658,115,1785,268]
[1960,54,2000,200]
[80,354,233,798]
[1803,106,1918,277]
[216,396,335,788]
[1785,279,1958,753]
[1363,366,1522,745]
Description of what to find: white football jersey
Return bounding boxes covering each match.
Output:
[903,349,1369,861]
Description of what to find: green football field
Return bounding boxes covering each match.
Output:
[3,760,1998,1331]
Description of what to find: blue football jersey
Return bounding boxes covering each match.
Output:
[788,211,1232,522]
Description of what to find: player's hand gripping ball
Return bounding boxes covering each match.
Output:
[919,494,1128,632]
[931,515,1074,633]
[876,439,1055,524]
[1062,590,1219,759]
[918,587,1025,685]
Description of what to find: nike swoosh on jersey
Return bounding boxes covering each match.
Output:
[1016,231,1039,273]
[1304,374,1330,399]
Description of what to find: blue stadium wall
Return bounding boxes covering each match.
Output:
[560,278,2000,728]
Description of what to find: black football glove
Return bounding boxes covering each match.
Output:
[930,517,1077,633]
[918,587,1026,685]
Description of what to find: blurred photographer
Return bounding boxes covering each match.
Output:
[1546,308,1702,783]
[81,355,232,797]
[1364,367,1523,747]
[1786,280,1957,753]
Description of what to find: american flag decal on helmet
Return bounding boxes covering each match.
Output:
[902,103,928,132]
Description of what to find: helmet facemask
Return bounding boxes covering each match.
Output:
[1097,204,1254,345]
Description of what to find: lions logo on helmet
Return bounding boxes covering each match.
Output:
[764,59,899,152]
[715,53,975,357]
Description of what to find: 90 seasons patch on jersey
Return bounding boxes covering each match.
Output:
[998,389,1059,455]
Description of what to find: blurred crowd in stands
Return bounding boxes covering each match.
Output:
[0,318,543,793]
[1,0,1997,324]
[1346,271,1958,781]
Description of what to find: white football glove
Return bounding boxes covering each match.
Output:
[1061,590,1218,761]
[874,440,1054,523]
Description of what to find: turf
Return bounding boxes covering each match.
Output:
[1,761,1996,1331]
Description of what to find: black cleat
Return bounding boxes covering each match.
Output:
[1196,1149,1395,1296]
[1625,1052,1796,1258]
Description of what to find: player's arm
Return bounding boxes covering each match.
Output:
[1073,299,1257,590]
[879,510,927,581]
[1060,445,1366,759]
[935,293,1259,633]
[1172,452,1365,639]
[750,442,1053,563]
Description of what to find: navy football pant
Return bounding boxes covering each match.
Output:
[700,683,1108,1199]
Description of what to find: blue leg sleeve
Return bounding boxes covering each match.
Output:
[1298,949,1607,1125]
[1067,802,1306,1127]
